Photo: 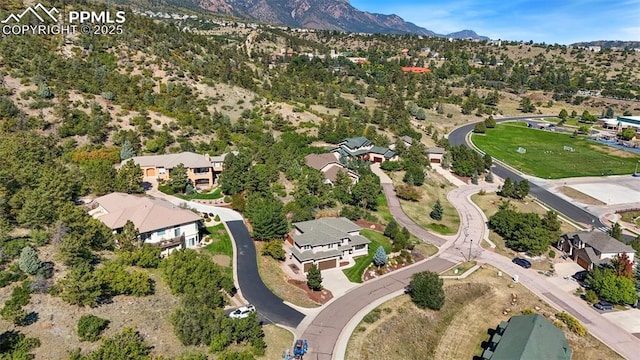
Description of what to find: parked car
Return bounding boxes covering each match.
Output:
[572,270,588,282]
[593,301,614,311]
[404,285,412,294]
[229,304,256,319]
[512,257,532,269]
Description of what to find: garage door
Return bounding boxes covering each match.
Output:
[318,259,337,270]
[576,257,590,270]
[431,158,441,163]
[146,168,156,176]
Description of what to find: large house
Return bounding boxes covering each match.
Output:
[482,314,572,360]
[304,153,359,185]
[286,217,370,272]
[332,137,398,163]
[557,230,636,270]
[89,193,202,256]
[125,151,216,188]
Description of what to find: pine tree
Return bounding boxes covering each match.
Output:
[18,247,41,275]
[430,200,443,221]
[306,264,323,291]
[115,159,143,194]
[384,220,399,240]
[471,171,479,185]
[373,246,387,267]
[484,115,496,128]
[486,170,494,183]
[120,140,135,161]
[609,222,623,241]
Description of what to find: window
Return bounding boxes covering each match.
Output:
[328,243,335,249]
[157,229,165,236]
[174,228,180,237]
[158,167,166,174]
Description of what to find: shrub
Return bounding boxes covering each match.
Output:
[548,249,556,259]
[362,309,381,323]
[409,271,445,310]
[521,308,535,315]
[340,205,363,221]
[214,215,220,222]
[380,161,404,171]
[119,246,161,268]
[555,311,587,336]
[18,247,41,275]
[77,315,110,342]
[395,184,421,201]
[430,200,444,221]
[585,289,598,303]
[261,240,285,261]
[372,247,387,267]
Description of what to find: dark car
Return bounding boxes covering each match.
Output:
[593,301,614,311]
[572,270,588,282]
[512,257,532,269]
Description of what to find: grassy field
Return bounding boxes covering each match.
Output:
[389,171,460,236]
[346,267,623,360]
[343,229,393,283]
[259,325,294,360]
[374,192,393,225]
[442,261,477,276]
[472,122,640,178]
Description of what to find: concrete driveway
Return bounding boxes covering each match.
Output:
[547,261,586,292]
[603,309,640,334]
[321,268,358,298]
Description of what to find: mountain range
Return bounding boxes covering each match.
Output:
[143,0,490,39]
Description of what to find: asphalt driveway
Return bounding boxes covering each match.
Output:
[226,220,305,328]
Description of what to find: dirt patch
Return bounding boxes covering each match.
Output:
[347,266,623,360]
[354,220,384,232]
[558,186,606,206]
[286,280,333,305]
[211,254,231,267]
[589,144,638,158]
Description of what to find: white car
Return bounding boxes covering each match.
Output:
[229,304,256,319]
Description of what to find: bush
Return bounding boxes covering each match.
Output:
[548,249,556,259]
[261,240,285,261]
[380,161,404,171]
[119,246,161,268]
[340,205,363,221]
[409,271,445,310]
[362,308,381,323]
[585,289,598,303]
[77,314,110,342]
[430,200,444,221]
[555,311,587,336]
[395,184,421,201]
[18,247,41,275]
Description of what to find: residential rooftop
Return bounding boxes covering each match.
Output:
[125,151,212,169]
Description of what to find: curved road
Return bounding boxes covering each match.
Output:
[226,220,305,328]
[448,115,608,228]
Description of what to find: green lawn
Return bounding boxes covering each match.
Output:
[472,122,640,178]
[343,229,393,283]
[203,224,233,258]
[158,184,224,200]
[374,192,393,224]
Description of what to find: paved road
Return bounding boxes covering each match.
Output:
[448,115,608,228]
[226,220,305,328]
[301,256,455,360]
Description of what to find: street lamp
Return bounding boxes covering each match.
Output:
[468,238,473,261]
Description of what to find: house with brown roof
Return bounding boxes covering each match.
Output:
[125,152,215,188]
[558,230,636,270]
[401,67,431,74]
[286,217,370,272]
[89,193,202,256]
[304,153,359,185]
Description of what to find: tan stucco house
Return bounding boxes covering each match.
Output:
[428,147,446,164]
[304,153,359,185]
[89,193,202,256]
[558,230,636,270]
[286,217,370,272]
[125,152,215,188]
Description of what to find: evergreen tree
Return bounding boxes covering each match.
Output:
[246,195,288,240]
[430,199,444,221]
[609,222,623,241]
[558,109,568,120]
[484,116,496,128]
[605,106,615,118]
[403,165,425,186]
[168,163,190,194]
[332,170,353,204]
[441,152,452,169]
[515,179,530,199]
[486,170,494,183]
[116,159,143,194]
[408,271,445,310]
[120,140,135,161]
[473,121,487,133]
[306,264,323,291]
[116,220,140,252]
[219,152,252,195]
[471,171,479,185]
[498,177,515,197]
[384,220,399,240]
[37,82,53,99]
[373,246,387,267]
[483,153,492,169]
[18,247,41,275]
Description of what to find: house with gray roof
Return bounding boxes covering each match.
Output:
[558,230,636,270]
[286,217,370,272]
[89,193,202,256]
[428,146,446,164]
[332,137,398,163]
[482,314,572,360]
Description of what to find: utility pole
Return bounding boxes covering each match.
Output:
[468,237,473,261]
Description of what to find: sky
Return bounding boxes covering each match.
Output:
[349,0,640,44]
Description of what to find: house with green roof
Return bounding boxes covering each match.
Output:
[286,217,370,272]
[482,314,572,360]
[332,137,398,163]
